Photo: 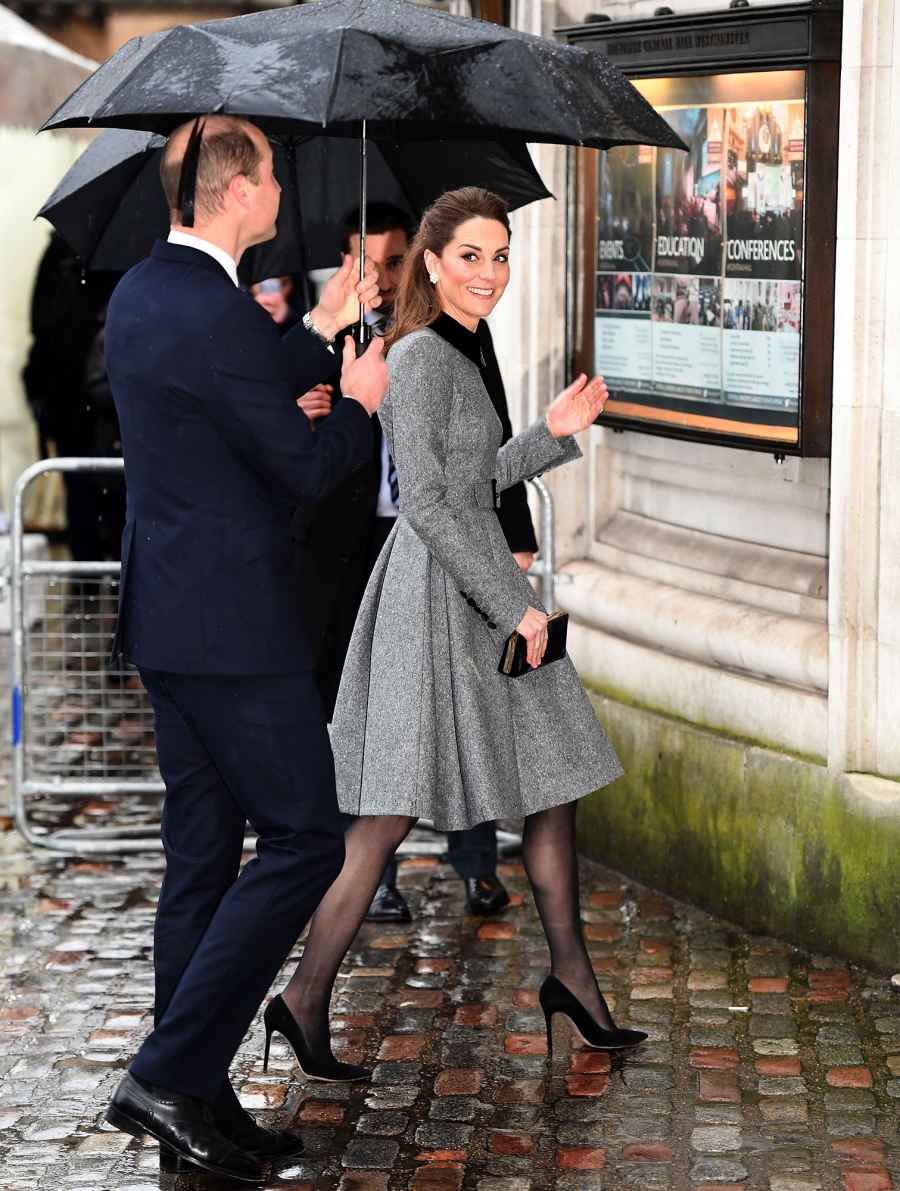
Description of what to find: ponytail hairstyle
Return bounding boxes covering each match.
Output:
[385,187,511,351]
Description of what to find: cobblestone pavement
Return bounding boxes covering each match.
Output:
[2,622,900,1191]
[0,794,899,1191]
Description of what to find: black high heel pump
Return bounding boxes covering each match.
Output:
[263,994,370,1083]
[539,974,647,1056]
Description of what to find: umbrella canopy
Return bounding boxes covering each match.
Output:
[37,126,552,280]
[297,135,552,268]
[38,129,168,273]
[41,0,684,153]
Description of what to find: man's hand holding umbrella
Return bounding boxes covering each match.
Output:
[309,251,380,344]
[307,252,388,416]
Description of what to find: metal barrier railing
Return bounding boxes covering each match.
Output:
[10,458,164,854]
[8,459,556,857]
[527,474,556,614]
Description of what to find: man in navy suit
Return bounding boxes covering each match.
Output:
[102,114,388,1184]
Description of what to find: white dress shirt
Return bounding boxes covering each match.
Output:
[167,230,239,288]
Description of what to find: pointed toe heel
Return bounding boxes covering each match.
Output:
[263,1022,273,1074]
[539,974,648,1055]
[263,994,371,1083]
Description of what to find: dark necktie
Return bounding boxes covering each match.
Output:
[388,452,399,505]
[372,315,398,506]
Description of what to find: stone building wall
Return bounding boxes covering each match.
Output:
[491,0,900,969]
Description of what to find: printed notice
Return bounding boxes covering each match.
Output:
[724,101,804,281]
[597,144,655,272]
[723,280,801,409]
[651,275,722,400]
[595,272,652,391]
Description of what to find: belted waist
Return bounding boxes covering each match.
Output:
[442,479,500,510]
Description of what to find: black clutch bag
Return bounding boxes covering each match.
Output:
[498,611,569,678]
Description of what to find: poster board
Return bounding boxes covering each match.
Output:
[563,4,841,456]
[595,72,804,446]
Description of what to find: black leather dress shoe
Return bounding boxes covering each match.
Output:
[218,1103,305,1161]
[365,882,412,923]
[161,1107,303,1172]
[107,1072,263,1184]
[464,875,511,916]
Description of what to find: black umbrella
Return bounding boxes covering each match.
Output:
[37,127,552,281]
[41,0,684,334]
[41,0,684,151]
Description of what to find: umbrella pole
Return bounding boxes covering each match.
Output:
[357,119,367,347]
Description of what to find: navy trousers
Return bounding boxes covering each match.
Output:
[131,669,345,1103]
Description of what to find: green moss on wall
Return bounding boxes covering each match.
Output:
[579,692,900,972]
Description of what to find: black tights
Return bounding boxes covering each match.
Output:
[521,801,612,1026]
[280,801,612,1053]
[281,814,415,1058]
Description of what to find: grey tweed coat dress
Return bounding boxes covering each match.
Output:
[331,318,623,830]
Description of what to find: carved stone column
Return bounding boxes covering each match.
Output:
[827,0,900,780]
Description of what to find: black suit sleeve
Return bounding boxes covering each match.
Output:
[280,318,344,395]
[207,299,373,505]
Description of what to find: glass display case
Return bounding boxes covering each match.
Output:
[562,2,842,455]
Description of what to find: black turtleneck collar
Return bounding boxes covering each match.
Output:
[426,312,512,445]
[429,312,485,368]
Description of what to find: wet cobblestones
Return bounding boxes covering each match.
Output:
[0,806,898,1191]
[1,633,899,1188]
[15,584,160,787]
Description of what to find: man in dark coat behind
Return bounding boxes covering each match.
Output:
[102,115,388,1184]
[22,237,123,560]
[294,205,540,924]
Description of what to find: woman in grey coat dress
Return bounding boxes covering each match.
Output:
[266,189,646,1080]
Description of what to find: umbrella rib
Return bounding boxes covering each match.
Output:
[522,38,588,146]
[39,30,162,131]
[322,30,348,127]
[93,25,206,127]
[319,0,367,127]
[373,144,421,219]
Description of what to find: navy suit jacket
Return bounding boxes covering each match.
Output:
[106,239,373,674]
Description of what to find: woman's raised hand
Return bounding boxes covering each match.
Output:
[545,373,609,438]
[515,605,549,669]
